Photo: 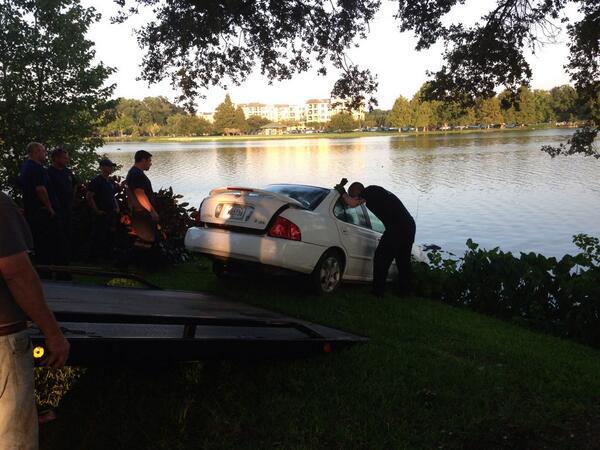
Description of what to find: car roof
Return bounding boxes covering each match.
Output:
[265,183,331,191]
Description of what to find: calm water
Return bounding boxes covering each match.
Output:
[101,129,600,257]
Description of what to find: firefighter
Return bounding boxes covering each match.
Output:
[87,159,119,261]
[47,147,78,269]
[336,180,416,297]
[18,142,61,275]
[125,150,159,245]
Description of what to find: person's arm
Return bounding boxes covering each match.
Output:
[0,252,70,368]
[86,191,104,215]
[134,188,159,221]
[35,185,56,216]
[340,192,365,208]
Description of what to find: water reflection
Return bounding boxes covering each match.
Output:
[101,129,600,256]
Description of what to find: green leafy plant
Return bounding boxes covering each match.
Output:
[414,234,600,347]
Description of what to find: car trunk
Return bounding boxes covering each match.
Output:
[200,187,303,232]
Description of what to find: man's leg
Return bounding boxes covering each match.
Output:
[0,331,38,450]
[395,232,415,296]
[372,232,398,297]
[26,211,53,278]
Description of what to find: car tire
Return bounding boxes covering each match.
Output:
[212,260,229,279]
[311,250,344,294]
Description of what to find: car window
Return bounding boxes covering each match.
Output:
[264,184,329,210]
[334,200,369,228]
[366,207,385,233]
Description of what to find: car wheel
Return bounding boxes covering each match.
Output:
[311,250,344,294]
[212,260,229,279]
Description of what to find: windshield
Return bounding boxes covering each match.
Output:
[264,184,330,210]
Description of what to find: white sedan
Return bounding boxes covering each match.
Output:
[184,184,424,293]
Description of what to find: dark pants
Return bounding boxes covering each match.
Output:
[373,225,416,296]
[25,209,61,274]
[90,212,116,261]
[55,212,72,267]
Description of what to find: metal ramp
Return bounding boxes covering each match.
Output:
[31,276,366,365]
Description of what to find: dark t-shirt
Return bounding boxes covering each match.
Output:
[126,166,155,207]
[88,175,116,213]
[18,159,60,214]
[48,166,77,214]
[362,185,415,232]
[0,193,33,326]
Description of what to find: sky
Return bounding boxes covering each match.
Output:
[86,0,575,111]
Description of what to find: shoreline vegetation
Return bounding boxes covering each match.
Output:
[102,123,570,144]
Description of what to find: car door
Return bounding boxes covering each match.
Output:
[333,200,380,280]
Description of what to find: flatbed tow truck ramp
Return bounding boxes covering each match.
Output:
[29,272,366,365]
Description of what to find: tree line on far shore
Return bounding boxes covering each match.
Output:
[101,84,592,138]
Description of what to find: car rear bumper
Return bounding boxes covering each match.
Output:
[184,227,326,274]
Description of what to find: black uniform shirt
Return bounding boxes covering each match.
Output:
[48,166,77,214]
[18,159,60,214]
[362,185,415,231]
[0,193,33,326]
[126,166,155,207]
[88,175,117,213]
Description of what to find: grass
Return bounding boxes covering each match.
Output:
[104,124,558,144]
[39,260,600,449]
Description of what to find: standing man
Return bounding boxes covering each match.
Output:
[337,181,416,297]
[125,150,159,244]
[87,159,119,260]
[18,142,61,272]
[0,191,70,449]
[47,147,78,268]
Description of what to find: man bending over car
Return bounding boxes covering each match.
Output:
[336,180,415,298]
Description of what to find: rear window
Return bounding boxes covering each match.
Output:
[264,185,329,210]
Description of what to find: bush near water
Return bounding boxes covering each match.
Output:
[414,234,600,347]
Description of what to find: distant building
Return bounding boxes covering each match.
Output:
[236,98,364,124]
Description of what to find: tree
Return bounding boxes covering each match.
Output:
[0,0,114,190]
[476,97,504,127]
[364,109,390,128]
[532,89,555,123]
[115,0,598,157]
[246,116,271,134]
[166,114,210,136]
[550,85,579,122]
[388,96,413,128]
[513,86,536,125]
[328,112,357,132]
[212,94,246,134]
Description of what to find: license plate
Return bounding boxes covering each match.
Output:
[224,204,245,219]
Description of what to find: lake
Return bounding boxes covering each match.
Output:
[100,129,600,257]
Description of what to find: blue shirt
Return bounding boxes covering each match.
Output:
[48,166,77,214]
[18,159,60,214]
[88,175,117,213]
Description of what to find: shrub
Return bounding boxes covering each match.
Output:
[414,234,600,347]
[71,177,197,267]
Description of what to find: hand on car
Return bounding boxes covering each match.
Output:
[44,334,70,368]
[334,184,347,195]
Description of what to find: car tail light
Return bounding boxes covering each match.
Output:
[195,200,205,225]
[268,216,301,241]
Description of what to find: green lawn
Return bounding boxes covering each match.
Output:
[40,261,600,449]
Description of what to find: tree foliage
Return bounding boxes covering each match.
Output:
[212,94,247,134]
[327,112,357,132]
[0,0,114,190]
[246,115,271,134]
